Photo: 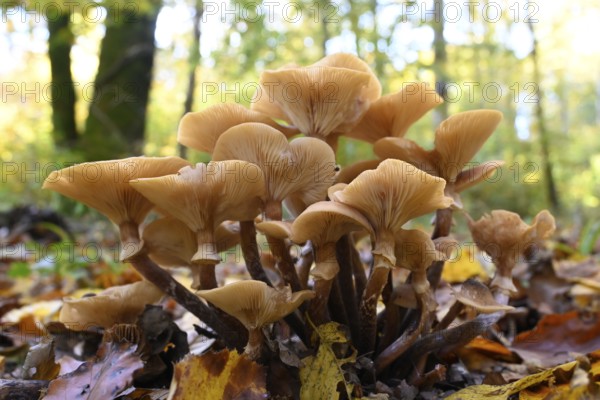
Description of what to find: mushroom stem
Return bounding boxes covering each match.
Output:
[239,221,273,286]
[434,301,464,332]
[297,241,314,289]
[307,242,339,325]
[118,221,143,262]
[245,328,264,361]
[351,243,367,305]
[375,296,429,373]
[266,235,302,292]
[359,254,393,355]
[427,207,454,288]
[329,278,349,326]
[126,249,243,349]
[335,235,361,344]
[196,264,218,290]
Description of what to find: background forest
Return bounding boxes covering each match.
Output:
[1,0,600,224]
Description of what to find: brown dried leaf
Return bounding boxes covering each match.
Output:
[167,350,267,400]
[44,340,142,400]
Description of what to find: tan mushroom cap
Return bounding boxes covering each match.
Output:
[374,110,503,183]
[142,217,241,267]
[255,220,293,240]
[130,161,265,263]
[177,103,298,154]
[327,183,347,199]
[251,66,378,143]
[332,159,453,240]
[393,229,446,273]
[313,53,382,101]
[197,280,315,330]
[468,209,556,292]
[59,280,164,331]
[452,279,515,313]
[43,156,190,227]
[454,160,505,193]
[347,83,443,143]
[335,159,381,184]
[212,123,336,217]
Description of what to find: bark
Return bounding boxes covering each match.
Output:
[47,10,78,147]
[83,0,160,160]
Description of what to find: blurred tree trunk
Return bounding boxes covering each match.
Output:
[320,0,330,57]
[527,17,561,212]
[432,0,449,123]
[47,10,78,148]
[179,0,203,159]
[82,0,161,160]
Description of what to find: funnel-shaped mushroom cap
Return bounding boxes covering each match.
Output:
[43,157,190,226]
[452,279,515,313]
[374,110,503,183]
[177,103,298,154]
[346,83,443,143]
[335,159,381,184]
[393,229,446,272]
[332,159,453,236]
[313,53,382,100]
[468,209,555,292]
[197,280,315,330]
[59,280,164,331]
[212,123,336,214]
[142,217,241,267]
[130,161,265,263]
[255,220,293,240]
[290,201,373,246]
[251,66,378,142]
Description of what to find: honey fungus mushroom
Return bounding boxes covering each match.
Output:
[177,103,298,154]
[289,201,373,325]
[130,161,266,289]
[374,109,503,209]
[59,280,164,331]
[42,156,190,261]
[251,55,380,149]
[331,159,453,353]
[197,280,314,360]
[468,209,556,304]
[142,217,240,287]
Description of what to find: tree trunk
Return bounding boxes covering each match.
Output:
[47,10,78,147]
[179,0,203,159]
[527,16,561,212]
[432,0,449,123]
[82,1,161,160]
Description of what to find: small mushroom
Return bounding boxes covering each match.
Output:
[142,217,240,287]
[331,159,453,353]
[197,280,314,359]
[290,201,373,325]
[468,209,556,304]
[130,161,266,289]
[335,159,381,184]
[346,82,443,143]
[373,109,503,209]
[42,156,190,261]
[251,57,380,149]
[452,278,515,313]
[177,103,298,154]
[59,280,164,331]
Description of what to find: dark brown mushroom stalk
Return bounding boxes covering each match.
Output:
[130,161,266,290]
[374,110,503,286]
[288,201,373,326]
[197,280,314,360]
[330,159,453,354]
[212,122,336,291]
[468,209,556,305]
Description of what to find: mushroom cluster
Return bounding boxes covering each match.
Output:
[43,53,556,389]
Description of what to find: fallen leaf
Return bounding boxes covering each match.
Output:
[446,360,577,399]
[44,340,143,400]
[167,350,267,400]
[300,322,357,400]
[22,336,60,380]
[511,312,600,367]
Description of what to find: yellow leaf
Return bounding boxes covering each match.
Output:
[300,322,356,400]
[168,349,267,400]
[446,361,577,400]
[442,248,488,283]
